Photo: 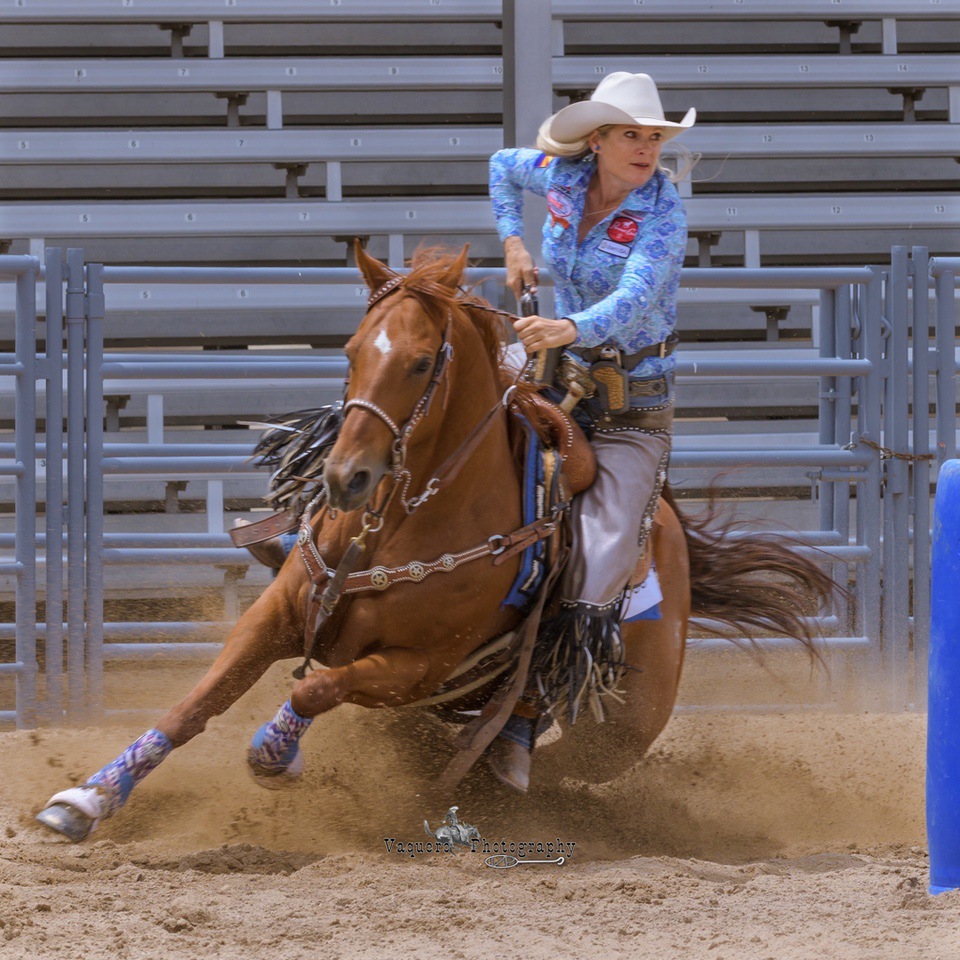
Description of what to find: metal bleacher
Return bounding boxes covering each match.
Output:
[0,0,957,618]
[1,0,958,266]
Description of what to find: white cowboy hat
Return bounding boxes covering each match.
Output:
[545,72,696,144]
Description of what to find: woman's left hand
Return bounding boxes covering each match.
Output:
[512,315,578,353]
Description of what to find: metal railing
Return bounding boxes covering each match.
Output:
[0,255,40,728]
[4,245,956,724]
[4,249,927,724]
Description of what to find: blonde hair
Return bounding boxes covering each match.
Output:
[661,142,700,184]
[534,116,593,158]
[535,121,699,185]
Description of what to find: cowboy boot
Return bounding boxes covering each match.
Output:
[485,712,539,793]
[486,736,532,793]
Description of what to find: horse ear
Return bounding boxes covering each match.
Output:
[437,244,470,292]
[354,238,397,292]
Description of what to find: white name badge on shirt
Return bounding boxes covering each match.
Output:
[598,238,631,258]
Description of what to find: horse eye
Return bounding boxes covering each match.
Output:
[413,356,433,375]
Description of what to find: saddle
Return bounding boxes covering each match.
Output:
[231,384,597,552]
[505,379,660,610]
[504,383,596,497]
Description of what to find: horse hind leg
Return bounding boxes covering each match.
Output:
[592,500,690,781]
[545,500,690,784]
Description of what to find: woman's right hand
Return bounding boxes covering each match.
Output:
[504,236,539,303]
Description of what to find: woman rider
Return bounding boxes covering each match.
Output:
[484,72,696,792]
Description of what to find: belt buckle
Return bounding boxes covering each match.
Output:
[658,340,667,359]
[598,345,621,364]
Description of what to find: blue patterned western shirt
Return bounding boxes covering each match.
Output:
[489,148,687,378]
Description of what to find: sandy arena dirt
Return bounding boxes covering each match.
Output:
[0,663,953,960]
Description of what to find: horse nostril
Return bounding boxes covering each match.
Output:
[347,470,370,496]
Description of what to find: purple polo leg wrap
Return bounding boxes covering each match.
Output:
[85,729,173,819]
[249,701,312,773]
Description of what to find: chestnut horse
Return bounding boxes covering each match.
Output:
[35,245,831,842]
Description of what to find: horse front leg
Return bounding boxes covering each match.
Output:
[36,570,304,842]
[245,646,431,786]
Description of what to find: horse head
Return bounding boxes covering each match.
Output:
[323,241,482,514]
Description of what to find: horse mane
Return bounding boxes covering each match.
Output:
[400,246,507,369]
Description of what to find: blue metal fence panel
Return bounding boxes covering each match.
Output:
[79,260,888,718]
[64,250,87,721]
[2,246,952,724]
[0,257,41,727]
[42,249,64,724]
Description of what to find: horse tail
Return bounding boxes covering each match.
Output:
[424,820,433,838]
[660,484,834,651]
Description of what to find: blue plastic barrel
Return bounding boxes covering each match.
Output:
[928,459,960,894]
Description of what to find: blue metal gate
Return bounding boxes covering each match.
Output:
[1,246,954,725]
[0,255,40,728]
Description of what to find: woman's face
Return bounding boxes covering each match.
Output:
[589,124,664,190]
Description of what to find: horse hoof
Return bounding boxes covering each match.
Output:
[35,803,97,842]
[485,738,531,794]
[247,748,304,790]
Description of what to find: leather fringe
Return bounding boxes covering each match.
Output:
[533,601,627,725]
[251,403,344,510]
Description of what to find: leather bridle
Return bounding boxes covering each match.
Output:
[292,274,529,678]
[339,285,456,516]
